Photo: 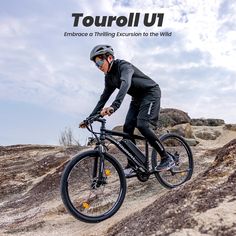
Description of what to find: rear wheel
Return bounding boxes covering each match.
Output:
[151,133,194,188]
[60,150,126,223]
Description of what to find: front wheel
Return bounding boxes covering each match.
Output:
[60,150,126,223]
[151,133,194,189]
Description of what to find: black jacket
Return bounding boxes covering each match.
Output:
[89,59,159,117]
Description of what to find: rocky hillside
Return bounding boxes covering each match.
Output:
[113,108,236,148]
[107,139,236,236]
[0,145,82,235]
[0,108,236,236]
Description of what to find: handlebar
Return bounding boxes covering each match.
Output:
[84,113,103,125]
[82,109,114,141]
[84,108,114,126]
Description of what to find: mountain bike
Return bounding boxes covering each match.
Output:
[60,114,193,223]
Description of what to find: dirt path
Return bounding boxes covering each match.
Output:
[0,146,216,236]
[1,128,235,236]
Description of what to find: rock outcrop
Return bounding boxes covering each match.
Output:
[159,108,191,127]
[169,123,193,138]
[194,127,222,140]
[224,124,236,132]
[107,139,236,236]
[1,112,236,235]
[191,118,225,126]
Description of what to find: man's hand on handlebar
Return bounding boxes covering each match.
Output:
[79,121,87,128]
[79,107,114,129]
[100,107,114,116]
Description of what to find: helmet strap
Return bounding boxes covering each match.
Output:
[105,55,114,72]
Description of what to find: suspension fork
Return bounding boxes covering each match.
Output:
[92,144,106,180]
[92,156,98,178]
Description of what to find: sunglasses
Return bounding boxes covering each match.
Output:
[95,58,105,68]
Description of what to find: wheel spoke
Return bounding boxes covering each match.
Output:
[151,134,193,188]
[61,153,126,222]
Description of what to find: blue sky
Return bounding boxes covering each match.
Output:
[0,0,236,146]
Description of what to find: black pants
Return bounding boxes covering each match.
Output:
[123,85,166,166]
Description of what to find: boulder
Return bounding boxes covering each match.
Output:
[170,123,193,138]
[185,138,199,146]
[159,108,191,127]
[112,125,141,136]
[224,124,236,132]
[191,118,225,126]
[113,108,191,131]
[195,128,222,140]
[112,125,124,132]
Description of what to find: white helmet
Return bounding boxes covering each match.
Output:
[90,45,114,61]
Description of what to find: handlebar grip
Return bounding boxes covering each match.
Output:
[108,107,114,114]
[85,113,101,124]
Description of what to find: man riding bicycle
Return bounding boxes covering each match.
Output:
[80,45,174,176]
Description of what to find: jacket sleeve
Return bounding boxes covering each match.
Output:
[110,62,134,111]
[89,81,115,117]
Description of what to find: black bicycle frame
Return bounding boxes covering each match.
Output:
[88,117,151,175]
[103,129,150,172]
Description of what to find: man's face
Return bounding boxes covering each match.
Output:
[94,55,112,73]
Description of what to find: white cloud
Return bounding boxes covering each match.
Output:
[1,0,236,145]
